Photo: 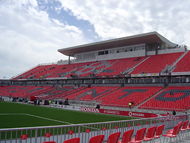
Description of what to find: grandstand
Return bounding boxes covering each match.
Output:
[1,31,190,142]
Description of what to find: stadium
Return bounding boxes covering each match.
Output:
[1,31,190,143]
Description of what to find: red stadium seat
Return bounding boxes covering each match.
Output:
[155,125,165,139]
[163,123,181,142]
[143,126,156,141]
[20,134,28,140]
[63,137,80,143]
[118,129,134,143]
[44,132,52,137]
[88,135,104,143]
[130,128,146,143]
[107,132,121,143]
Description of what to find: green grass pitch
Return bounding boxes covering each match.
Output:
[0,102,135,129]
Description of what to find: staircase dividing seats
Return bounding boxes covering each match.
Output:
[173,51,190,74]
[38,86,76,100]
[97,86,162,107]
[97,57,146,76]
[139,86,190,111]
[131,52,183,75]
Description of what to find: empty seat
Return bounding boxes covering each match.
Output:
[143,126,156,141]
[130,128,146,143]
[155,125,165,139]
[107,132,120,143]
[63,137,80,143]
[88,135,104,143]
[118,129,134,143]
[163,123,181,142]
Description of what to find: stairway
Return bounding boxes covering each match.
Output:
[128,56,150,74]
[170,51,189,72]
[134,86,167,109]
[94,86,121,101]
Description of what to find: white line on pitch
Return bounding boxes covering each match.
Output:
[25,114,99,130]
[24,113,73,125]
[0,113,99,130]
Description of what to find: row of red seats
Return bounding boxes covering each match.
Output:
[20,124,166,143]
[21,120,190,143]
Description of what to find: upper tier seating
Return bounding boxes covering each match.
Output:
[139,86,190,111]
[131,52,183,74]
[14,52,185,80]
[13,57,146,79]
[97,57,145,76]
[97,86,162,107]
[14,61,112,79]
[173,51,190,73]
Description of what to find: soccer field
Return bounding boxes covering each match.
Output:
[0,102,135,129]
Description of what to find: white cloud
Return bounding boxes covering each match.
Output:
[0,0,88,78]
[1,0,190,78]
[59,0,190,45]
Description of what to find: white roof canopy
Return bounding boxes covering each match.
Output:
[58,31,177,56]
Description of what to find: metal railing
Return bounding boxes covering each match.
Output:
[0,114,188,143]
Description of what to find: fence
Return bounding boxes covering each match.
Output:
[0,114,188,143]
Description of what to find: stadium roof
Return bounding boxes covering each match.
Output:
[58,31,177,56]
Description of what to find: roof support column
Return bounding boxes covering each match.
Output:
[145,44,148,56]
[68,55,71,64]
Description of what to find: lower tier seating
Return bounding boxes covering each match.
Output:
[139,86,190,111]
[64,86,118,101]
[0,86,52,98]
[2,85,190,111]
[97,86,162,107]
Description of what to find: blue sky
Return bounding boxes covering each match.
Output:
[0,0,190,78]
